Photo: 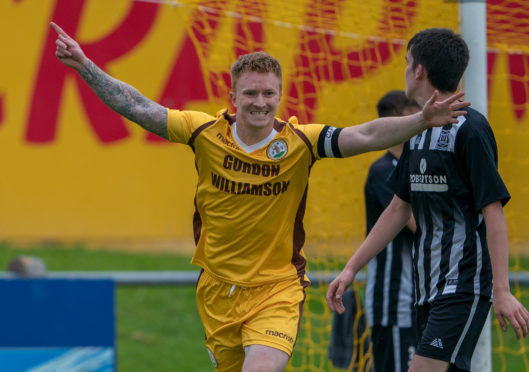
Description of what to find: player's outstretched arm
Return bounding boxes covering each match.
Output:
[483,202,529,339]
[50,22,168,140]
[326,195,411,314]
[337,91,470,157]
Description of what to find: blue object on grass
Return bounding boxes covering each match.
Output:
[0,279,115,372]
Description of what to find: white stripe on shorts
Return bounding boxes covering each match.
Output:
[450,295,479,363]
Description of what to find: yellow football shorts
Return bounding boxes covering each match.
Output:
[196,270,307,371]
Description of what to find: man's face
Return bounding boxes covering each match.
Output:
[231,71,281,131]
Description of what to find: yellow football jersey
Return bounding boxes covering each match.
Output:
[167,109,342,286]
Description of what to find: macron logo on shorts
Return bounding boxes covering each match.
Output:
[430,338,444,349]
[266,330,294,344]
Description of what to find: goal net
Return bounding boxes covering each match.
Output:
[486,1,529,371]
[155,0,529,370]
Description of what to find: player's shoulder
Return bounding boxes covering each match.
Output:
[282,117,327,140]
[462,106,486,120]
[168,108,217,125]
[285,117,323,130]
[166,108,226,143]
[459,107,490,130]
[457,106,494,138]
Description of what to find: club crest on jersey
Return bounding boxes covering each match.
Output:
[436,128,451,149]
[267,139,288,160]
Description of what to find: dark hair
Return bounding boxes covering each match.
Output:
[376,90,420,117]
[407,28,469,93]
[230,51,282,91]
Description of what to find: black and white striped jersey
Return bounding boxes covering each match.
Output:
[364,151,414,327]
[392,107,510,305]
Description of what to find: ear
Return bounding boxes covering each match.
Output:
[415,64,427,80]
[230,91,237,108]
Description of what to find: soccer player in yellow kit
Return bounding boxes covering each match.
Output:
[51,21,469,372]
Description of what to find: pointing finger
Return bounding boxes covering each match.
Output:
[50,22,71,39]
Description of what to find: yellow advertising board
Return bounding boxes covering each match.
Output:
[1,0,528,253]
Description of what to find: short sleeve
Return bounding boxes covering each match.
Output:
[291,123,329,160]
[456,120,510,210]
[167,109,216,144]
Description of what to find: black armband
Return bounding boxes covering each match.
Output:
[317,126,343,158]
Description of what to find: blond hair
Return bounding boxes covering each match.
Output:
[230,51,282,91]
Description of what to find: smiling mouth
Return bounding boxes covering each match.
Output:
[251,111,269,116]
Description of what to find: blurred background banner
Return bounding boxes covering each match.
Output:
[0,279,115,371]
[0,0,528,255]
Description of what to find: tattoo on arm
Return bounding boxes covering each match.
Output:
[78,60,168,140]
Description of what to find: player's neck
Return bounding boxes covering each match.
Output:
[235,121,275,147]
[417,87,457,107]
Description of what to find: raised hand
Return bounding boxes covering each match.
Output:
[326,269,355,314]
[49,21,168,139]
[50,22,88,70]
[422,90,470,127]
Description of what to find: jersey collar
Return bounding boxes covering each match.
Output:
[232,121,277,154]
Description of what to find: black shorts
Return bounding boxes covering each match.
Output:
[415,294,491,372]
[371,325,416,372]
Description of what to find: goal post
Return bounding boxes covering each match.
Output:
[460,0,488,117]
[459,2,491,372]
